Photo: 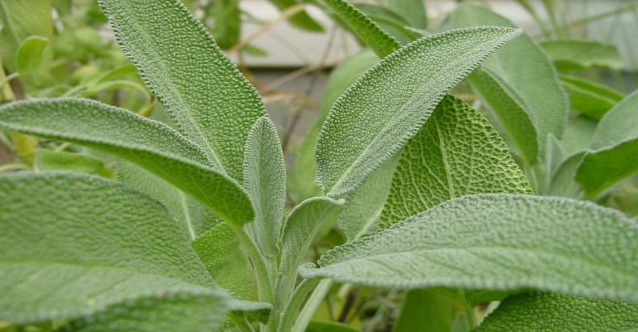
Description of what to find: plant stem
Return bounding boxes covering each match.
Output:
[229,224,274,304]
[291,279,332,332]
[230,312,257,332]
[276,278,320,332]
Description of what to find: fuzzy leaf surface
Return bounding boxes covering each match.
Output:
[99,0,265,180]
[389,0,427,29]
[301,194,638,303]
[474,293,638,332]
[380,95,531,227]
[315,27,520,196]
[243,117,286,258]
[0,173,220,323]
[560,75,623,120]
[0,98,253,225]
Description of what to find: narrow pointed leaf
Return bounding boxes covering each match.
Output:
[210,0,241,49]
[0,173,221,323]
[447,4,568,155]
[301,194,638,303]
[56,291,229,332]
[243,117,286,257]
[540,39,622,71]
[389,0,427,29]
[316,27,521,196]
[474,293,638,332]
[322,0,400,58]
[577,90,638,196]
[354,3,422,44]
[0,98,254,225]
[269,0,323,32]
[381,95,532,227]
[99,0,266,180]
[560,75,623,120]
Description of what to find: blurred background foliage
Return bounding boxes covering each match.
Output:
[1,1,638,331]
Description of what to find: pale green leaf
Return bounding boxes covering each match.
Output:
[354,3,422,44]
[16,36,48,76]
[474,293,638,332]
[269,0,323,31]
[560,75,623,120]
[548,152,585,197]
[243,117,286,258]
[389,0,427,29]
[0,172,221,323]
[192,223,255,300]
[0,98,254,225]
[56,291,228,332]
[301,194,638,303]
[392,289,461,332]
[289,50,378,203]
[35,149,113,178]
[559,116,597,158]
[446,4,568,155]
[316,27,521,196]
[337,155,399,240]
[540,39,622,71]
[381,95,531,227]
[0,0,52,71]
[307,321,360,332]
[322,0,400,58]
[99,0,266,180]
[577,90,638,196]
[210,0,240,49]
[467,67,538,166]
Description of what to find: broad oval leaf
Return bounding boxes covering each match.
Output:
[99,0,266,180]
[16,36,49,76]
[56,290,229,332]
[0,172,221,323]
[380,95,531,227]
[243,117,286,258]
[576,90,638,197]
[0,98,254,225]
[301,194,638,303]
[315,27,521,196]
[474,293,638,332]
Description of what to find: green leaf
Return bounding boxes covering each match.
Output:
[210,0,241,49]
[337,155,399,240]
[446,4,568,156]
[540,39,622,71]
[192,224,255,300]
[0,98,254,225]
[474,293,638,332]
[289,50,378,203]
[354,3,422,44]
[380,95,532,227]
[0,0,53,71]
[389,0,427,29]
[547,152,585,197]
[56,291,229,332]
[467,67,538,166]
[322,0,400,58]
[315,27,521,196]
[35,149,113,178]
[243,117,286,258]
[307,321,360,332]
[301,194,638,303]
[0,172,222,323]
[269,0,323,32]
[99,0,266,181]
[392,289,462,332]
[559,116,597,158]
[15,36,49,76]
[576,90,638,196]
[560,75,624,120]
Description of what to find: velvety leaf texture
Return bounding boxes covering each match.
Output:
[475,293,638,332]
[315,27,521,196]
[380,95,532,227]
[99,0,266,181]
[57,291,228,332]
[0,173,220,323]
[0,98,254,225]
[301,194,638,303]
[243,117,286,258]
[560,75,623,120]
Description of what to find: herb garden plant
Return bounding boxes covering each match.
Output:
[1,0,637,331]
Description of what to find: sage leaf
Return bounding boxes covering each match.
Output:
[269,0,323,32]
[35,149,113,178]
[381,95,531,227]
[56,291,229,332]
[315,27,521,196]
[99,0,266,180]
[243,117,286,258]
[576,90,638,197]
[560,75,623,120]
[388,0,427,29]
[447,4,568,158]
[474,293,638,332]
[301,194,638,303]
[0,98,254,225]
[16,36,49,77]
[392,289,462,332]
[354,3,422,44]
[0,172,220,323]
[540,39,622,71]
[210,0,240,49]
